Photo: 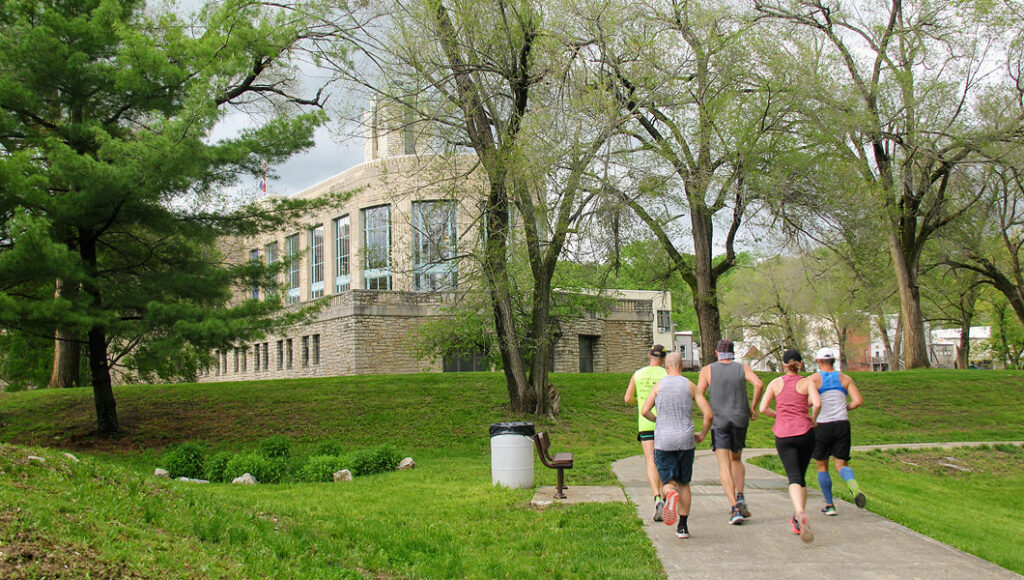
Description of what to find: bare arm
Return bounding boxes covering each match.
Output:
[641,381,661,423]
[691,381,713,443]
[696,366,710,398]
[624,375,636,404]
[745,364,765,421]
[806,378,822,425]
[842,374,863,410]
[758,377,780,418]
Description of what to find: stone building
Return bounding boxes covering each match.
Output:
[198,112,665,382]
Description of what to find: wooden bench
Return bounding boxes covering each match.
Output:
[533,432,574,499]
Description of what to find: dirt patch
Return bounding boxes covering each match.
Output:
[0,512,144,579]
[889,446,1024,477]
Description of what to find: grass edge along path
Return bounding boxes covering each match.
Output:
[748,442,1024,576]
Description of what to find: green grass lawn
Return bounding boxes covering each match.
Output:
[750,444,1024,575]
[1,369,1023,578]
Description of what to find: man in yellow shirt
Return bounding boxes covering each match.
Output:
[625,344,668,521]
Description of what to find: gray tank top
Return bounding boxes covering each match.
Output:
[709,361,749,429]
[654,376,695,451]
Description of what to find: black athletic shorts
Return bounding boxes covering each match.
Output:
[812,420,852,461]
[776,430,815,486]
[711,426,747,453]
[637,430,655,443]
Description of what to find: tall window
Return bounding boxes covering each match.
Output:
[253,343,261,371]
[309,225,324,299]
[362,205,391,290]
[333,215,350,292]
[265,241,279,293]
[249,249,260,299]
[412,201,457,291]
[312,334,320,365]
[657,310,672,333]
[301,335,310,367]
[276,340,284,370]
[286,338,293,369]
[262,343,269,371]
[285,234,300,304]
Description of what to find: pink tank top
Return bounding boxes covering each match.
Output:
[772,374,813,438]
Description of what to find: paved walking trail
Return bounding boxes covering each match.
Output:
[612,442,1024,580]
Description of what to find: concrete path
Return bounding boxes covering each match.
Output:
[612,444,1023,580]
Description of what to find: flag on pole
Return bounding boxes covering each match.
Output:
[258,160,267,195]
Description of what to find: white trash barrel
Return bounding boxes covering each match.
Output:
[490,422,535,488]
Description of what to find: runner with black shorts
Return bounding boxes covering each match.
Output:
[806,347,865,515]
[696,339,764,525]
[625,345,668,521]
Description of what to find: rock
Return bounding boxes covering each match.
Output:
[899,460,920,467]
[63,453,80,463]
[154,468,170,478]
[26,456,46,463]
[943,456,961,463]
[178,477,210,483]
[333,469,353,482]
[940,463,972,473]
[397,457,416,470]
[232,473,258,485]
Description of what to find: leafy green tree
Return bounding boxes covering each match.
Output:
[0,0,341,434]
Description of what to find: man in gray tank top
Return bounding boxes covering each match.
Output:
[641,352,713,539]
[696,339,764,525]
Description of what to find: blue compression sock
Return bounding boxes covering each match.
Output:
[818,471,834,505]
[839,466,860,493]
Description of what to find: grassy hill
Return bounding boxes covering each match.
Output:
[1,369,1023,578]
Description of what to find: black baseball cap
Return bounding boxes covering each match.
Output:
[782,349,802,364]
[649,344,667,358]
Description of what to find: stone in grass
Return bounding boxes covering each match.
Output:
[178,477,210,483]
[27,456,46,463]
[233,473,258,485]
[154,468,170,478]
[63,453,80,463]
[940,463,972,473]
[397,457,416,470]
[333,469,353,482]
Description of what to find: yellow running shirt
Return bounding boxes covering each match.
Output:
[633,365,667,432]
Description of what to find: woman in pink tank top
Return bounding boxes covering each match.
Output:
[758,350,821,543]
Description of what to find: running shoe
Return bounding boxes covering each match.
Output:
[799,513,814,544]
[662,490,679,527]
[822,504,837,516]
[736,498,751,518]
[676,524,690,539]
[729,506,744,525]
[790,516,801,535]
[854,491,867,509]
[653,497,665,522]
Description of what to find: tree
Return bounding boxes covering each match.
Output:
[755,0,1023,368]
[335,0,622,415]
[596,0,789,364]
[0,0,341,434]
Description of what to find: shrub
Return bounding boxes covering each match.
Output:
[300,455,352,483]
[313,439,346,457]
[161,441,207,479]
[350,444,401,476]
[206,451,235,483]
[223,452,290,484]
[258,435,292,459]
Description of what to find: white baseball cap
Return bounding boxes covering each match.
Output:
[815,347,836,360]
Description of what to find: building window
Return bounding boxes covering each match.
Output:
[657,310,672,333]
[309,225,324,299]
[265,241,279,292]
[214,350,221,376]
[333,215,351,292]
[362,205,391,290]
[276,340,284,370]
[249,249,260,299]
[302,335,310,367]
[222,351,229,373]
[262,343,269,371]
[241,348,247,372]
[286,338,293,369]
[254,343,261,371]
[233,349,239,372]
[285,233,301,304]
[412,200,457,291]
[312,334,320,365]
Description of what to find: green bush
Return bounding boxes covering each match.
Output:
[223,452,290,484]
[205,451,235,483]
[161,441,207,479]
[258,435,292,459]
[350,444,401,476]
[300,455,352,483]
[313,439,346,457]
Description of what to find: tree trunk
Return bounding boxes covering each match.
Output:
[836,325,849,371]
[80,236,119,435]
[955,291,977,370]
[691,208,722,365]
[893,314,904,370]
[888,234,929,368]
[526,274,558,417]
[48,279,81,389]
